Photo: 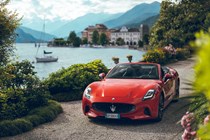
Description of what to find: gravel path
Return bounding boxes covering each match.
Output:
[2,57,195,140]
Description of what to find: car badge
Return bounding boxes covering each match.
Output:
[112,98,115,101]
[110,105,116,112]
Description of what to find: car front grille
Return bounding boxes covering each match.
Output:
[92,103,135,114]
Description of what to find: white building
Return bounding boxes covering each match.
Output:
[111,24,149,46]
[111,26,140,45]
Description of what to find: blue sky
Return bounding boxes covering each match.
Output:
[8,0,162,21]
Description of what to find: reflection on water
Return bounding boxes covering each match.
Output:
[14,43,145,78]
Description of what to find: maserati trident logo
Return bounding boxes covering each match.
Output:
[110,105,116,112]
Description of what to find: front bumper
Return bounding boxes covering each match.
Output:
[82,95,159,120]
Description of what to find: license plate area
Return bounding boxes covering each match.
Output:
[105,113,120,119]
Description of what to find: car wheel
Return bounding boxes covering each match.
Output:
[88,116,95,121]
[173,80,180,102]
[155,94,164,122]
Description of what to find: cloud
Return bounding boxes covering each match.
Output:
[7,0,162,21]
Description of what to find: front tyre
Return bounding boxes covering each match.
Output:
[155,94,164,122]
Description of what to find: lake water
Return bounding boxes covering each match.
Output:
[14,43,145,78]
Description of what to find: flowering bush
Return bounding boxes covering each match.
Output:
[175,48,190,60]
[163,44,176,59]
[126,55,133,63]
[112,57,119,64]
[143,44,191,64]
[181,112,196,140]
[143,48,166,64]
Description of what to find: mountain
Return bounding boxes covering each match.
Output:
[104,1,160,28]
[21,18,69,34]
[125,14,160,29]
[52,13,122,37]
[15,26,56,43]
[19,1,160,39]
[15,28,38,43]
[20,26,56,41]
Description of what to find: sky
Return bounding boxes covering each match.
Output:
[7,0,162,21]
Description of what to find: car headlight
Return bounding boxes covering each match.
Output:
[143,89,155,100]
[84,87,91,99]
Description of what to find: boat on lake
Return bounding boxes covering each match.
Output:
[36,50,58,63]
[35,18,58,63]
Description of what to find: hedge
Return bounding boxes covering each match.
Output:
[143,47,191,64]
[0,100,62,137]
[0,61,50,121]
[44,60,108,101]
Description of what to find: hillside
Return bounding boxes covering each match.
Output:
[21,18,68,34]
[125,14,160,29]
[17,1,161,41]
[104,1,160,28]
[20,26,56,41]
[15,28,38,43]
[52,13,122,37]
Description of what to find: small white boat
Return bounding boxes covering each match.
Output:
[35,19,58,63]
[92,45,103,48]
[36,56,58,63]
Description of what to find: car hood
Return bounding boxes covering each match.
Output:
[90,79,160,98]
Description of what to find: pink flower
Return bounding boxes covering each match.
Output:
[204,115,210,125]
[182,129,197,140]
[181,112,196,140]
[181,112,194,128]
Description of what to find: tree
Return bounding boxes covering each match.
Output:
[149,0,210,48]
[116,37,125,46]
[99,33,108,46]
[67,31,76,45]
[82,37,88,44]
[143,34,149,45]
[53,38,66,46]
[0,0,20,66]
[73,37,81,47]
[204,13,210,30]
[138,40,144,48]
[92,30,99,45]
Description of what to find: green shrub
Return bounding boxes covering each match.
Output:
[24,115,44,127]
[192,31,210,139]
[0,60,50,121]
[0,119,32,137]
[142,48,166,64]
[0,100,62,137]
[175,48,190,60]
[189,94,209,127]
[0,89,28,120]
[52,91,82,102]
[24,84,50,110]
[44,60,108,101]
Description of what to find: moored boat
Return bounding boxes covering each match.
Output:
[36,56,58,63]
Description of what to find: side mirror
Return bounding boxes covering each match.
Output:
[99,73,105,80]
[164,73,173,82]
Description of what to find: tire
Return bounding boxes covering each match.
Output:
[88,116,95,121]
[173,80,180,102]
[155,94,164,122]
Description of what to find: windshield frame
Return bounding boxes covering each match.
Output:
[106,63,160,80]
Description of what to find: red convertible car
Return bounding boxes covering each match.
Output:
[82,62,180,121]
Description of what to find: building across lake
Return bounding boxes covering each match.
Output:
[82,24,149,46]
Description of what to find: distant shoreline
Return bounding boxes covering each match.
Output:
[14,43,147,52]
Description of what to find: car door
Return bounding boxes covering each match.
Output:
[162,68,174,102]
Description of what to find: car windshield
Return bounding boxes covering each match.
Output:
[106,63,159,79]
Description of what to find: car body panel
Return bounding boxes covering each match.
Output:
[82,62,179,120]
